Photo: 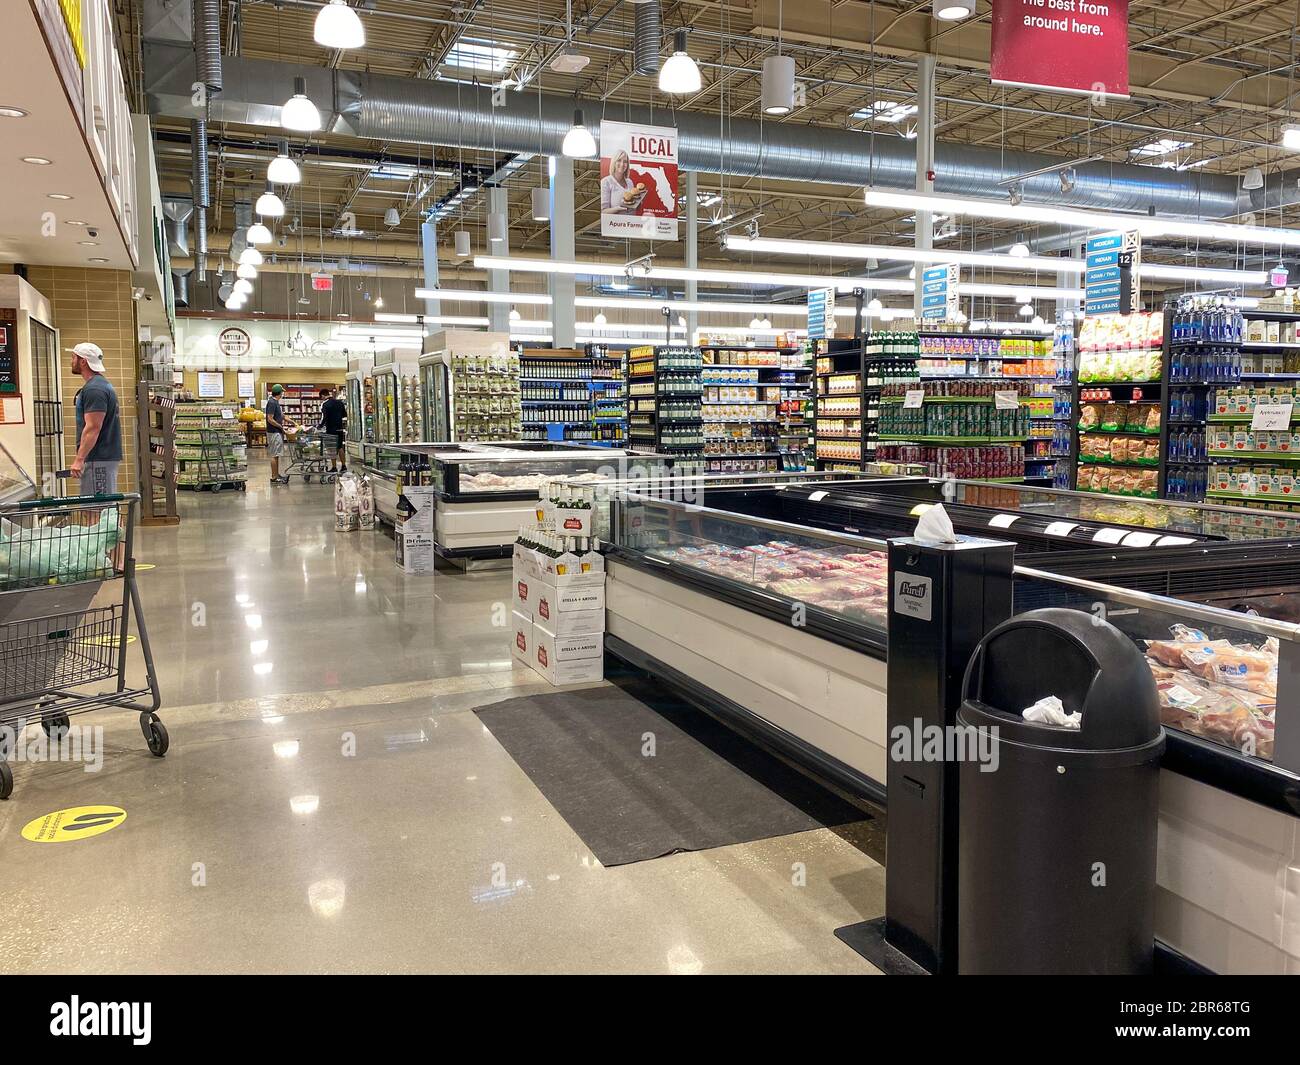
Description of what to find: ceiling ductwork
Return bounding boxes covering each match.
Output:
[162,198,193,258]
[172,267,193,308]
[193,0,222,95]
[631,1,662,78]
[143,48,1299,220]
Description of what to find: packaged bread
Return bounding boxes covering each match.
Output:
[1111,436,1130,462]
[1101,403,1124,430]
[1142,439,1160,464]
[1143,404,1162,432]
[1079,403,1102,429]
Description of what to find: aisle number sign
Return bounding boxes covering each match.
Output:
[1085,230,1141,315]
[920,264,959,321]
[807,288,836,339]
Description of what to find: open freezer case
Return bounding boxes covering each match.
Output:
[594,473,1300,972]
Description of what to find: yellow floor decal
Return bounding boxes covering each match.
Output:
[135,564,156,571]
[21,805,127,843]
[86,634,136,646]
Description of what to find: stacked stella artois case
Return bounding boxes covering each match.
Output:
[511,480,605,685]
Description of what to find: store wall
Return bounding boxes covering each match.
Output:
[0,275,55,480]
[179,367,347,405]
[23,267,139,492]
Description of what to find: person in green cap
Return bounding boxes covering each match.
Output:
[264,383,299,485]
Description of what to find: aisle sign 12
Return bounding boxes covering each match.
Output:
[990,0,1130,100]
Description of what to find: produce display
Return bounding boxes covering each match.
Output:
[1144,624,1275,761]
[1077,349,1163,383]
[1077,311,1164,352]
[651,539,888,625]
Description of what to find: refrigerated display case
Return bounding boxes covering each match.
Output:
[372,350,423,445]
[418,329,519,443]
[345,353,374,446]
[592,473,1300,973]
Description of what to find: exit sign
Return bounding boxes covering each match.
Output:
[311,273,333,291]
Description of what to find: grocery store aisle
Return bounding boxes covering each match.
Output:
[0,463,884,973]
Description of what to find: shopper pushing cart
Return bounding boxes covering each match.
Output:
[265,383,300,486]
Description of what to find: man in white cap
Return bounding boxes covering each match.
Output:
[68,342,122,495]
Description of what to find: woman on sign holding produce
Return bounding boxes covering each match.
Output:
[600,150,646,216]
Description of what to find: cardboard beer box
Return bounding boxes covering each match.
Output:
[532,623,604,685]
[511,610,533,663]
[532,581,605,637]
[512,564,537,620]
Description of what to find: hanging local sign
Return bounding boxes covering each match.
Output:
[989,0,1130,99]
[1084,230,1141,315]
[920,264,960,322]
[598,120,679,241]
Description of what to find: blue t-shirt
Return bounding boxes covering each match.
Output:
[75,374,122,462]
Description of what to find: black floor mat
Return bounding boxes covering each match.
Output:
[474,678,871,867]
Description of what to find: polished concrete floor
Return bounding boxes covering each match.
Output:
[0,460,884,973]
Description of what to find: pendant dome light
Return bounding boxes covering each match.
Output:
[234,279,254,296]
[933,0,975,19]
[761,55,796,116]
[509,307,521,322]
[454,230,472,257]
[561,109,597,158]
[487,212,507,244]
[384,207,401,227]
[531,186,551,222]
[593,311,607,326]
[236,262,258,280]
[1019,302,1034,317]
[867,297,883,313]
[267,141,301,185]
[256,183,285,218]
[281,77,322,133]
[314,0,366,50]
[238,246,264,266]
[659,30,701,94]
[246,221,273,245]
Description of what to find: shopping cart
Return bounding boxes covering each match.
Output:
[0,490,164,798]
[281,429,340,484]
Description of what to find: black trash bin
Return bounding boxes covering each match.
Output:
[956,607,1165,974]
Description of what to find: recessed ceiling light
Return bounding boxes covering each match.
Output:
[76,240,97,246]
[21,156,51,165]
[47,193,72,200]
[88,257,108,263]
[0,106,28,119]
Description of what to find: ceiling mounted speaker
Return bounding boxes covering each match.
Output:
[454,230,471,257]
[761,55,796,116]
[531,187,550,222]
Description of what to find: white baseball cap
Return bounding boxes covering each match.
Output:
[68,342,106,372]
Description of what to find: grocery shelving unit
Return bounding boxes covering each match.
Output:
[1204,308,1300,510]
[1048,321,1076,488]
[173,402,248,491]
[274,383,329,427]
[134,382,179,525]
[516,345,626,445]
[813,337,868,471]
[627,344,705,472]
[699,343,812,475]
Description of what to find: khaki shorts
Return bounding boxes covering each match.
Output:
[267,433,285,457]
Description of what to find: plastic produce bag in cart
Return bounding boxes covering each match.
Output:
[0,505,121,587]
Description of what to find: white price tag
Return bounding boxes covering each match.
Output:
[221,409,235,420]
[1155,535,1197,546]
[987,513,1019,528]
[993,390,1020,411]
[1120,531,1160,548]
[1043,521,1078,537]
[1164,684,1202,708]
[1251,400,1293,431]
[808,490,828,502]
[903,389,925,409]
[1091,527,1128,544]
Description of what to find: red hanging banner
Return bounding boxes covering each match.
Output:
[989,0,1130,99]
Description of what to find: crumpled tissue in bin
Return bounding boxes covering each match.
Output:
[0,507,121,585]
[914,503,958,544]
[1021,695,1082,730]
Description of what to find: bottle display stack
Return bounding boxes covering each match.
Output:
[511,480,606,686]
[1203,307,1300,509]
[517,346,627,444]
[875,330,1053,482]
[173,402,249,491]
[451,352,523,441]
[1049,321,1076,489]
[627,345,705,473]
[699,344,811,474]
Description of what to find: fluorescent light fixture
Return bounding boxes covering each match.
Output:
[281,77,322,133]
[267,142,301,184]
[314,0,365,49]
[933,0,974,18]
[246,222,273,245]
[472,254,912,292]
[562,109,597,159]
[414,288,552,305]
[659,30,702,94]
[761,55,796,116]
[256,184,285,218]
[863,188,1300,249]
[375,313,419,323]
[445,37,517,73]
[238,247,264,266]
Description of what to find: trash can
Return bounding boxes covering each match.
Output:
[955,607,1165,974]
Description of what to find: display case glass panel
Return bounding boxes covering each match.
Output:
[0,442,36,505]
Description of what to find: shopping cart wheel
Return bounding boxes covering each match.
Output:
[0,761,11,799]
[41,712,71,738]
[140,712,169,757]
[304,475,313,483]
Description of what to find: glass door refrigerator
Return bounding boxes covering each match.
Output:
[418,352,451,442]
